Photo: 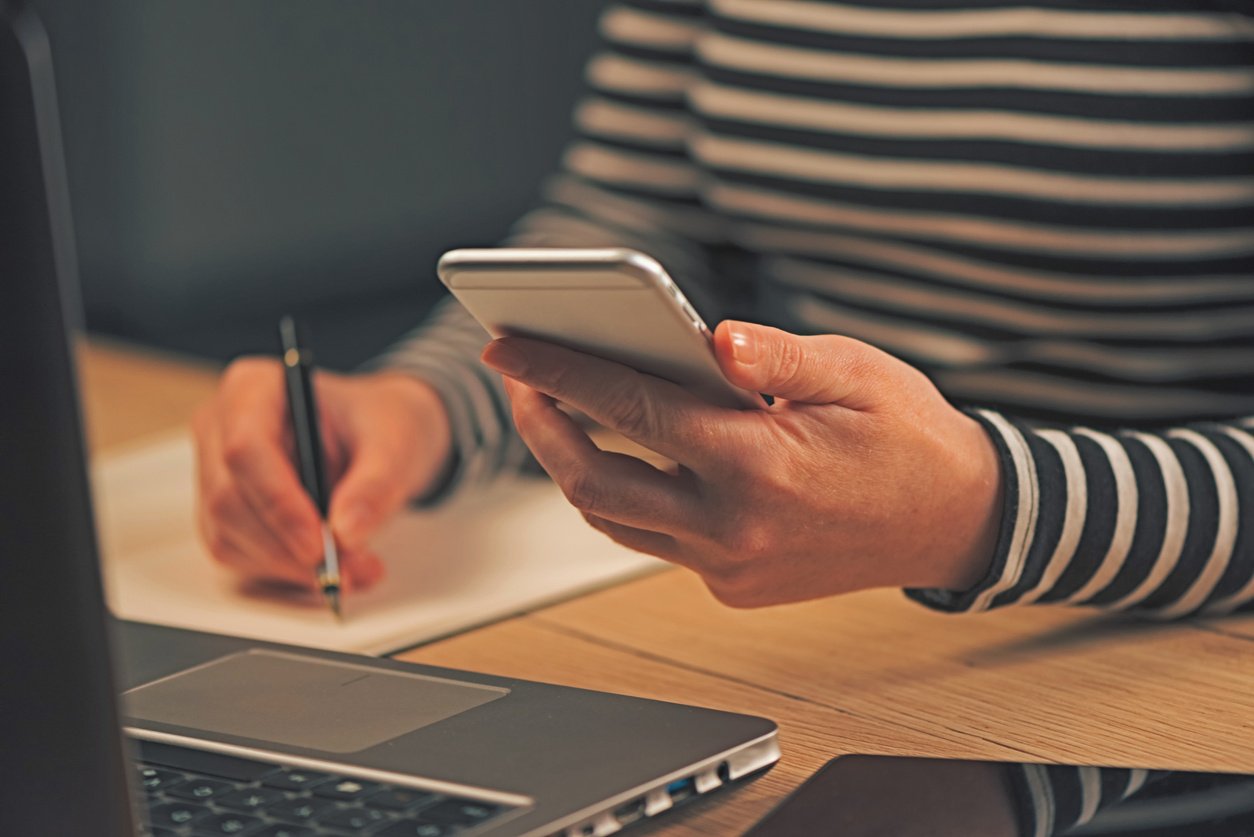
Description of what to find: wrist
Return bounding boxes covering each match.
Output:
[368,371,455,500]
[934,413,1004,591]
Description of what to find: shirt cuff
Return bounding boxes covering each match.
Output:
[905,408,1037,613]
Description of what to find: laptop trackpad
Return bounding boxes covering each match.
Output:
[124,650,509,754]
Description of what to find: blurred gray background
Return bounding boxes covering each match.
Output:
[33,0,606,368]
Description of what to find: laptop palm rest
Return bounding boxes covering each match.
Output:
[123,649,509,754]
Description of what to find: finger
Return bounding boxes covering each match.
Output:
[583,512,680,562]
[504,377,697,535]
[217,379,325,563]
[714,320,893,408]
[197,511,317,589]
[195,417,322,576]
[482,337,721,465]
[200,478,321,580]
[339,548,386,592]
[326,431,419,550]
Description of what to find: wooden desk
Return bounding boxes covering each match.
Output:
[81,339,1254,836]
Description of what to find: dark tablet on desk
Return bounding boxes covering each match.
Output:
[744,754,1254,837]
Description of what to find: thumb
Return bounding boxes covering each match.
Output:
[715,320,886,408]
[327,438,414,550]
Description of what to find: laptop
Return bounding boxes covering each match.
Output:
[0,4,780,836]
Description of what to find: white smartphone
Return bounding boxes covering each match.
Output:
[437,247,765,410]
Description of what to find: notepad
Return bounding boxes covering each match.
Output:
[93,434,661,655]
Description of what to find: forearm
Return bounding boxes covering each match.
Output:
[371,298,537,501]
[911,411,1254,617]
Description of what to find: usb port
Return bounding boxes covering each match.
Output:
[666,777,696,803]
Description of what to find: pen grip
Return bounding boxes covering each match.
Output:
[283,353,330,518]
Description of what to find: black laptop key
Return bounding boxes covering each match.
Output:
[417,797,502,826]
[376,823,459,837]
[366,787,440,811]
[148,800,214,827]
[138,741,282,782]
[137,766,185,793]
[253,826,316,837]
[215,787,288,811]
[313,777,383,800]
[191,812,266,835]
[264,797,335,821]
[261,769,334,791]
[321,805,393,830]
[166,776,236,801]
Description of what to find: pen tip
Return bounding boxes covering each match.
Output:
[325,588,342,622]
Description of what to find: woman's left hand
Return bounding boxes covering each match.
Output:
[482,321,1003,607]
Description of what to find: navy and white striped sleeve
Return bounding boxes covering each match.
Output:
[376,1,722,501]
[910,412,1254,617]
[1005,764,1167,836]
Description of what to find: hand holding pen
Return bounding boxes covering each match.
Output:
[190,318,455,601]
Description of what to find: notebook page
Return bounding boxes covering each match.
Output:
[93,434,661,655]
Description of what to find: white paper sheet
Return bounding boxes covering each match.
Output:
[93,434,660,655]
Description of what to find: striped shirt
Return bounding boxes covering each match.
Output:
[382,0,1254,624]
[1009,763,1158,836]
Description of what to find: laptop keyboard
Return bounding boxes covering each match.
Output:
[134,741,514,836]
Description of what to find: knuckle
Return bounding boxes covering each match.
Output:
[842,345,876,382]
[203,530,234,565]
[562,468,603,513]
[221,356,274,390]
[357,476,389,504]
[705,569,765,609]
[829,336,897,401]
[345,477,391,518]
[537,361,570,394]
[509,387,540,427]
[771,338,806,390]
[204,485,239,521]
[254,479,295,518]
[221,432,256,474]
[713,517,773,561]
[606,382,656,438]
[843,355,880,399]
[756,460,798,498]
[275,510,314,549]
[707,583,746,608]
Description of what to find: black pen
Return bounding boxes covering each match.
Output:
[278,316,342,620]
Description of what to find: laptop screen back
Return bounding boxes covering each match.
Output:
[0,3,134,834]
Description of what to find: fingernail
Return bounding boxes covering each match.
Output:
[729,324,758,366]
[482,341,528,378]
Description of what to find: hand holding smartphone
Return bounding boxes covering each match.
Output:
[437,247,765,410]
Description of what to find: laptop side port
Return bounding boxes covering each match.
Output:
[565,812,621,836]
[666,776,697,804]
[614,798,647,826]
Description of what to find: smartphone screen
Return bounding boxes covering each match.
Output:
[744,755,1254,837]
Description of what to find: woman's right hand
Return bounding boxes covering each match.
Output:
[192,357,453,592]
